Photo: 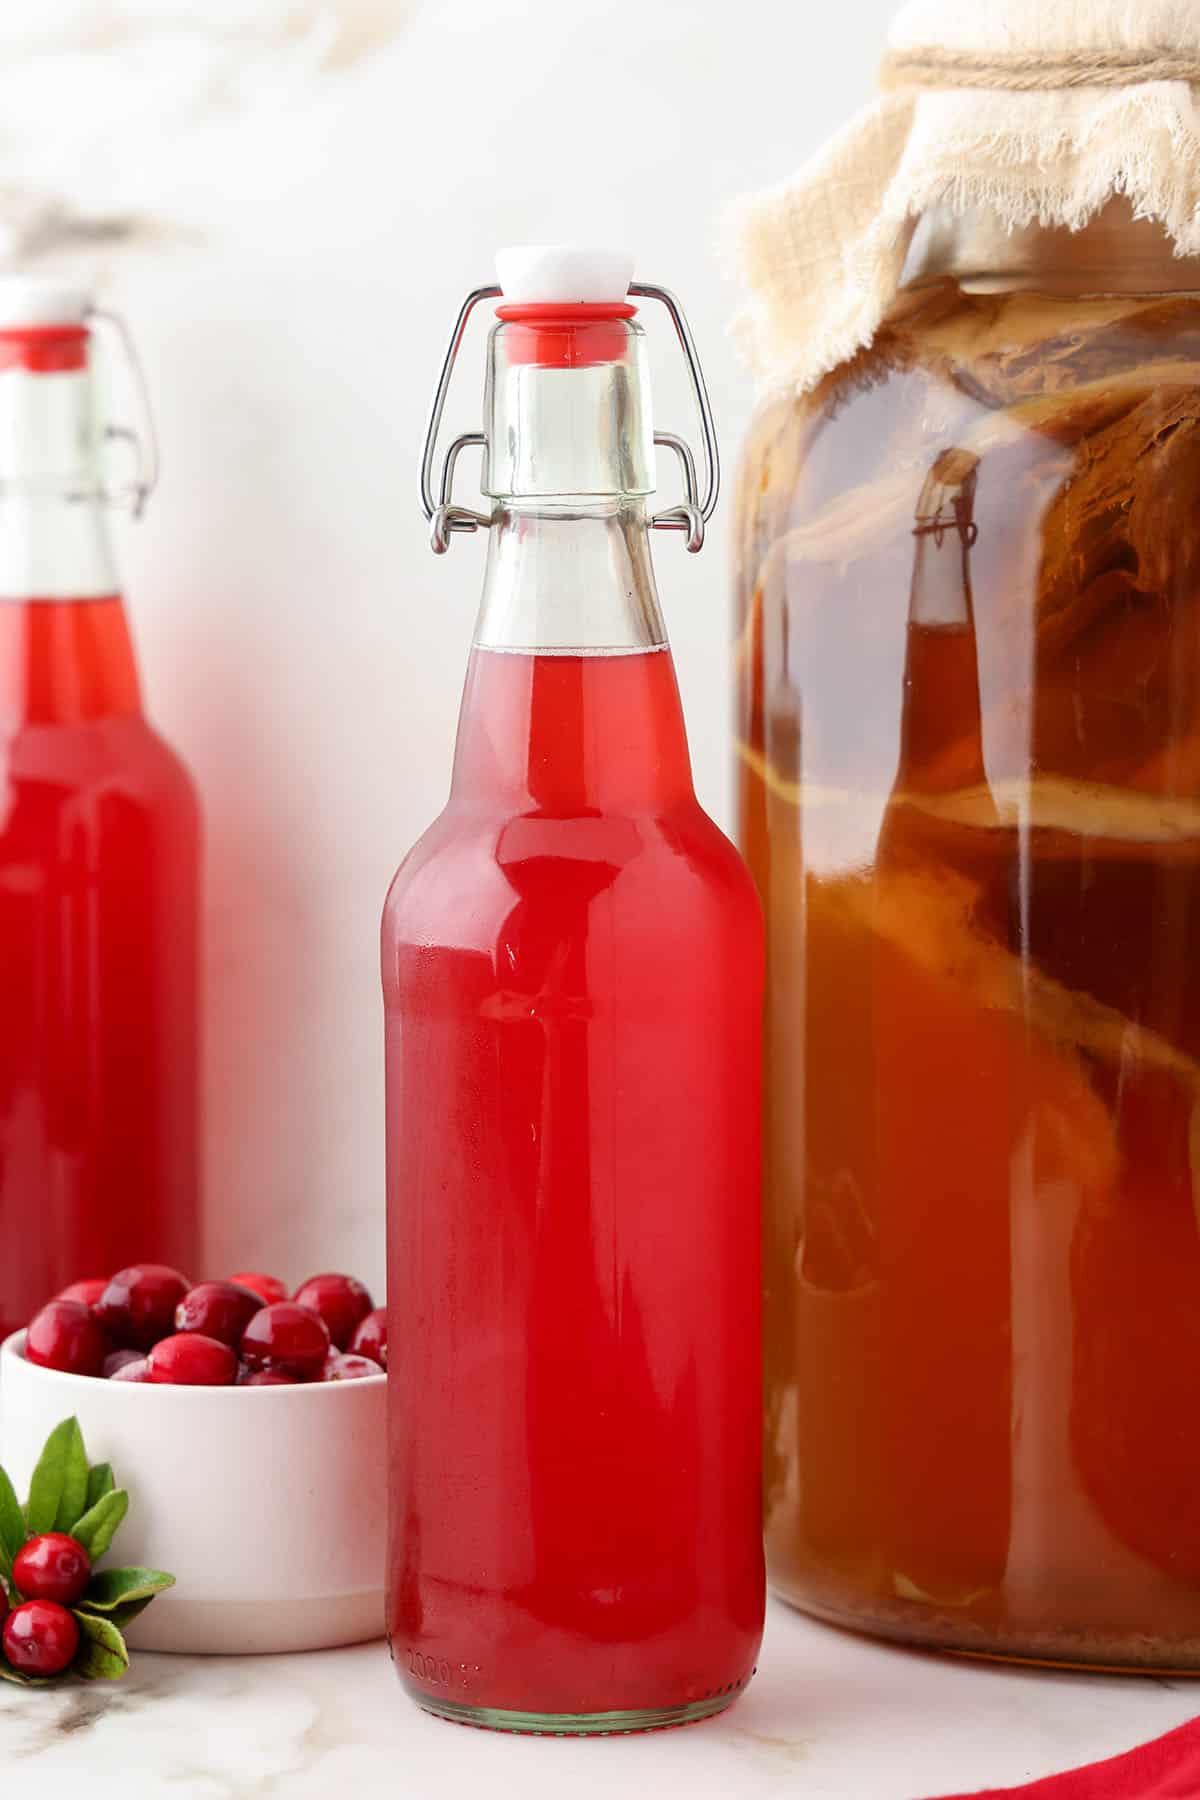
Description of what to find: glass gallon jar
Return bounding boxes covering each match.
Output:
[734,200,1200,1670]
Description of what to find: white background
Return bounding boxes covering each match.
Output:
[1,0,896,1289]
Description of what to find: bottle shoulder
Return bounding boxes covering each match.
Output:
[0,713,198,811]
[382,800,760,953]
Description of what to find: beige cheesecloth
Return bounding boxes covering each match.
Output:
[734,0,1200,395]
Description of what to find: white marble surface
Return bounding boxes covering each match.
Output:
[1,1599,1196,1800]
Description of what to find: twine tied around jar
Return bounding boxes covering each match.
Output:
[879,46,1200,92]
[732,0,1200,398]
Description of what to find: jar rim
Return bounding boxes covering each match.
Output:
[902,197,1200,297]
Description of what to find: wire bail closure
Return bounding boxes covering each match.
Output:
[419,281,719,555]
[88,307,160,519]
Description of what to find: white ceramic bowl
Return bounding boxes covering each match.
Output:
[0,1331,386,1654]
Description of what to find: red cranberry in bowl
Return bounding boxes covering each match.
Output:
[95,1265,190,1351]
[25,1300,108,1377]
[109,1357,151,1383]
[12,1534,91,1607]
[240,1303,329,1380]
[292,1273,373,1350]
[226,1271,288,1307]
[2,1600,78,1676]
[147,1333,237,1387]
[349,1307,388,1369]
[103,1348,144,1379]
[236,1365,297,1386]
[322,1352,382,1382]
[175,1281,264,1347]
[55,1278,107,1308]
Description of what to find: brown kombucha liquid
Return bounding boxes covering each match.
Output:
[735,282,1200,1668]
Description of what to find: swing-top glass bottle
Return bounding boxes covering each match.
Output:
[0,277,199,1335]
[383,248,764,1732]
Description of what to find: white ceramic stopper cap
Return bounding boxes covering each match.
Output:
[0,275,91,329]
[495,245,634,304]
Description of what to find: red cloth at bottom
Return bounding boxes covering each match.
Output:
[929,1716,1200,1799]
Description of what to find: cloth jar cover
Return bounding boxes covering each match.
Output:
[733,0,1200,396]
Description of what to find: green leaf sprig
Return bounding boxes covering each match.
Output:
[0,1417,174,1686]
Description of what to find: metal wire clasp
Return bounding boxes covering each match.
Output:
[419,280,719,555]
[630,282,719,554]
[88,307,160,518]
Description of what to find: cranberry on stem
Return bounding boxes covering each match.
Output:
[12,1534,91,1607]
[2,1600,79,1676]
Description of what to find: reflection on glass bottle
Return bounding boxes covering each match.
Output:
[892,449,986,801]
[874,450,1015,1608]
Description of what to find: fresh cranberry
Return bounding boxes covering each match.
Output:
[175,1281,264,1347]
[227,1271,288,1307]
[12,1533,91,1606]
[103,1348,144,1378]
[94,1265,190,1351]
[322,1352,382,1381]
[236,1365,297,1386]
[2,1600,79,1676]
[109,1356,151,1382]
[24,1300,108,1377]
[292,1273,373,1349]
[349,1306,388,1369]
[147,1333,237,1386]
[55,1278,107,1308]
[240,1302,329,1380]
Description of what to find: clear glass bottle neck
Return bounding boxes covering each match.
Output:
[0,359,119,602]
[0,597,141,726]
[453,504,692,813]
[473,497,666,655]
[450,317,691,811]
[895,486,987,797]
